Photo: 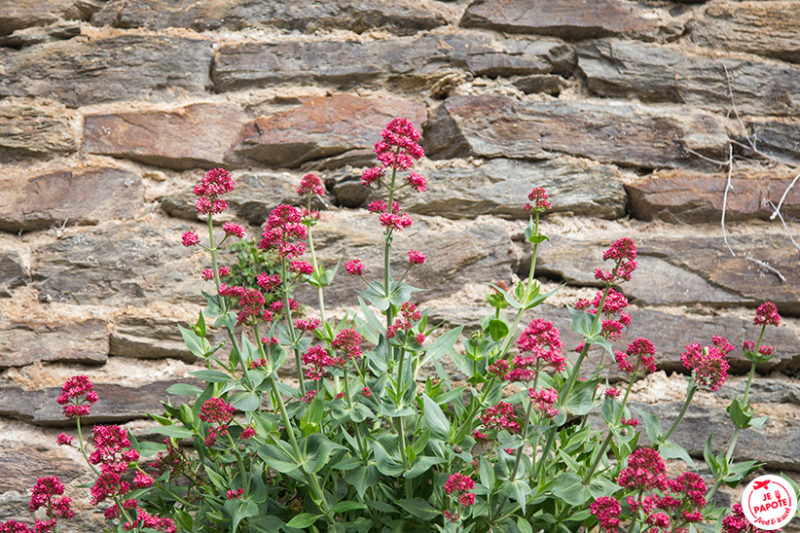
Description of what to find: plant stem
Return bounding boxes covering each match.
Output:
[660,381,696,443]
[225,431,250,493]
[280,259,305,394]
[207,215,222,293]
[306,205,327,326]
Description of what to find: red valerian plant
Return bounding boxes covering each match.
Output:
[14,124,791,533]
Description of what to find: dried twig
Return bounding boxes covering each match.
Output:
[723,64,756,152]
[721,144,736,257]
[765,199,800,253]
[770,171,800,221]
[745,256,787,282]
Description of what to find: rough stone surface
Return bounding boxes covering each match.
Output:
[460,0,664,40]
[746,119,800,164]
[0,0,101,35]
[0,167,142,232]
[0,252,28,297]
[32,220,202,306]
[340,157,627,220]
[0,102,76,158]
[626,169,800,223]
[0,35,213,107]
[0,319,108,369]
[212,33,571,92]
[227,94,426,168]
[92,0,448,34]
[513,74,571,96]
[0,22,82,48]
[83,104,249,170]
[578,39,800,117]
[160,170,312,225]
[424,95,729,168]
[690,2,800,64]
[111,316,225,363]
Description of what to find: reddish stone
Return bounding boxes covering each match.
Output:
[228,94,426,167]
[84,103,248,170]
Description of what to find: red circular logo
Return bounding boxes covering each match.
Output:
[742,475,797,530]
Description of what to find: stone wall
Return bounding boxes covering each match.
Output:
[1,0,799,529]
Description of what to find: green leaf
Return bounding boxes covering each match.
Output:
[659,439,695,469]
[136,440,166,457]
[486,319,510,341]
[231,391,261,412]
[727,397,753,430]
[703,434,720,478]
[191,369,231,383]
[166,383,203,397]
[561,381,595,416]
[588,478,621,499]
[502,479,532,513]
[258,442,300,474]
[286,513,322,528]
[194,310,207,337]
[550,473,590,506]
[332,501,368,513]
[360,281,390,310]
[422,394,451,441]
[373,440,404,476]
[148,425,194,439]
[178,324,206,358]
[399,498,439,520]
[419,326,463,370]
[567,305,600,339]
[635,408,663,444]
[517,517,534,533]
[724,460,761,487]
[347,465,379,499]
[406,456,445,479]
[226,499,258,533]
[303,433,342,474]
[479,457,496,489]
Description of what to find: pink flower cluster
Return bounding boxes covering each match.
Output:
[753,301,780,327]
[297,173,324,196]
[444,473,475,507]
[29,477,74,529]
[386,302,422,338]
[302,345,342,381]
[194,168,236,214]
[722,503,771,533]
[680,335,733,391]
[199,397,236,446]
[367,200,414,232]
[528,387,559,419]
[524,187,551,212]
[259,204,308,258]
[56,375,98,418]
[332,329,363,361]
[202,266,231,281]
[480,402,520,433]
[373,118,425,172]
[345,259,365,276]
[594,238,637,284]
[499,319,565,381]
[574,287,632,346]
[590,496,621,531]
[407,250,426,265]
[615,337,657,374]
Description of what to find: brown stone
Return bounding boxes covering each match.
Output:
[0,252,28,297]
[83,104,249,171]
[461,0,663,40]
[111,316,221,363]
[0,445,84,493]
[746,119,800,164]
[627,169,800,223]
[0,35,213,107]
[0,167,142,232]
[424,95,729,168]
[212,32,569,92]
[0,319,108,369]
[91,0,447,35]
[32,219,202,306]
[227,94,426,168]
[0,102,76,158]
[0,0,98,35]
[513,74,571,96]
[345,156,627,220]
[0,22,82,48]
[690,2,800,64]
[578,39,800,117]
[160,170,313,225]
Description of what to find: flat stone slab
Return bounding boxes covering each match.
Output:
[83,103,249,171]
[626,168,800,223]
[745,119,800,164]
[0,319,108,369]
[212,32,571,92]
[32,219,203,306]
[333,157,626,220]
[0,102,76,159]
[578,39,800,117]
[0,166,142,232]
[0,0,97,35]
[0,35,213,107]
[460,0,667,40]
[111,315,227,363]
[226,94,426,168]
[0,252,28,297]
[690,1,800,64]
[424,95,729,168]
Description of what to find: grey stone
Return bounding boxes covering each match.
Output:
[424,95,729,169]
[0,0,102,35]
[0,35,213,107]
[513,74,571,96]
[0,22,81,48]
[0,252,28,297]
[0,102,76,158]
[0,319,108,368]
[91,0,448,35]
[0,167,142,232]
[578,39,800,117]
[746,119,800,164]
[111,316,230,363]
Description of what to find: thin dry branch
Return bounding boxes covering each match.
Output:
[770,171,800,221]
[721,144,736,257]
[745,256,787,282]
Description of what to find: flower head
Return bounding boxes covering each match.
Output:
[590,497,621,531]
[297,173,324,196]
[361,166,385,187]
[480,402,520,433]
[374,118,424,170]
[754,301,780,327]
[222,222,245,239]
[594,238,637,284]
[57,375,98,418]
[199,398,235,426]
[680,337,732,391]
[345,259,365,276]
[194,168,235,214]
[529,387,559,418]
[181,231,200,247]
[406,171,427,192]
[332,329,363,361]
[259,204,307,258]
[524,187,551,212]
[515,319,565,373]
[407,250,426,265]
[617,447,667,491]
[615,338,657,374]
[444,473,475,507]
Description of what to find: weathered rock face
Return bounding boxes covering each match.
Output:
[460,0,668,40]
[690,2,800,64]
[0,252,28,297]
[0,35,213,107]
[578,39,800,117]
[83,104,249,170]
[424,95,729,168]
[626,168,800,223]
[0,102,76,158]
[91,0,448,35]
[0,167,142,232]
[0,0,101,35]
[354,157,627,220]
[212,32,572,92]
[226,94,426,168]
[745,119,800,164]
[0,319,108,368]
